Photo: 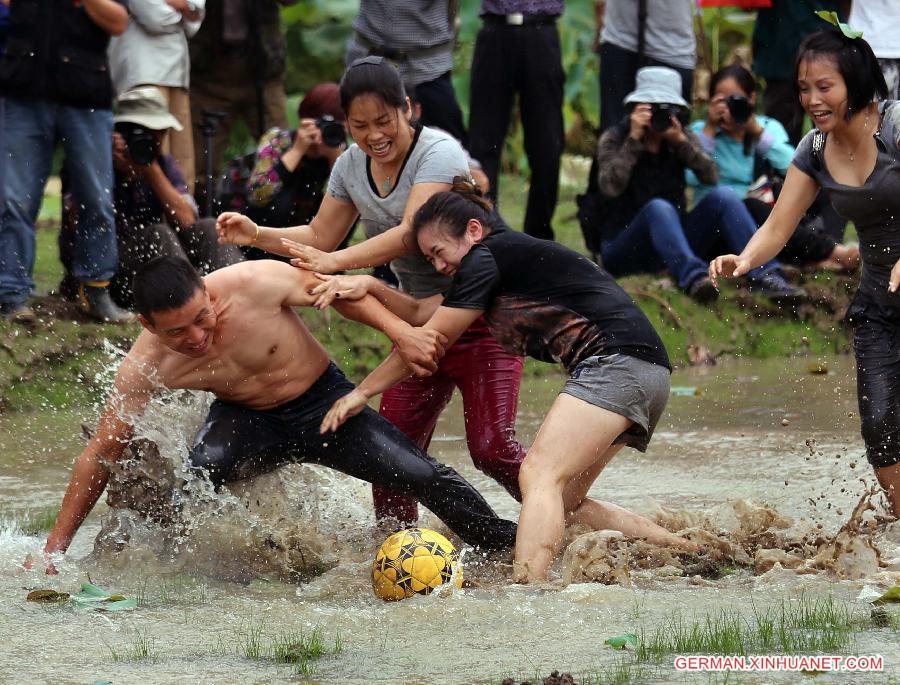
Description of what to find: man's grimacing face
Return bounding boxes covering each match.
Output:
[141,287,218,358]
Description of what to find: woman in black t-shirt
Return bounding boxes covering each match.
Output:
[314,181,696,583]
[710,29,900,517]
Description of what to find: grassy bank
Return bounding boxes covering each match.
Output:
[0,172,854,413]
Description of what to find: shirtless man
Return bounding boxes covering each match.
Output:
[38,256,516,571]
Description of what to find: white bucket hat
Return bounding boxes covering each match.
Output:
[623,66,689,108]
[114,86,183,131]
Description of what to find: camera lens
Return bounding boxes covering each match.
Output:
[725,95,753,124]
[316,115,346,148]
[650,105,675,132]
[115,123,160,166]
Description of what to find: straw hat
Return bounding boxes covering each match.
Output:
[113,86,183,131]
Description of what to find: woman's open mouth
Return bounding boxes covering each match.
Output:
[370,140,391,156]
[810,109,833,125]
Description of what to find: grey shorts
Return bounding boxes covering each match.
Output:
[561,353,670,452]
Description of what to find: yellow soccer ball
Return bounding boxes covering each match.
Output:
[372,528,463,601]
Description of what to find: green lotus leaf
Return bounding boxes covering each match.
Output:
[100,598,137,612]
[873,585,900,605]
[604,633,638,650]
[77,582,110,598]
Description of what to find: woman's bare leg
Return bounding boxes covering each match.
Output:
[566,498,696,549]
[560,444,696,548]
[514,395,632,583]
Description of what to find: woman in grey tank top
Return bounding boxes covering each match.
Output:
[216,57,528,524]
[710,28,900,518]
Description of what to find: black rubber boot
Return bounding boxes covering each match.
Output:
[79,282,135,324]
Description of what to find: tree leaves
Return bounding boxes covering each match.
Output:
[814,11,864,40]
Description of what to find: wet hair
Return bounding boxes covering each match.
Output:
[339,56,408,115]
[411,177,497,241]
[298,82,344,122]
[709,64,757,99]
[793,30,888,121]
[133,256,204,323]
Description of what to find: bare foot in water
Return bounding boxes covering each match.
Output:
[512,560,533,584]
[675,536,701,554]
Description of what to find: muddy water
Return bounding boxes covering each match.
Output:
[2,356,898,684]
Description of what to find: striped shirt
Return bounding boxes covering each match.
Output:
[345,0,456,88]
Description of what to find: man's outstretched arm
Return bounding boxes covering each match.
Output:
[42,355,154,569]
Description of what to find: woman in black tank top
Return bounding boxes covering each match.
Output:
[710,27,900,518]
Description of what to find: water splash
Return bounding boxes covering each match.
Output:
[560,493,898,587]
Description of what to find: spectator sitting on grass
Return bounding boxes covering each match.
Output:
[60,87,243,308]
[593,66,806,305]
[688,64,859,272]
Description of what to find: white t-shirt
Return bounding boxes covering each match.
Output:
[849,0,900,59]
[328,125,469,298]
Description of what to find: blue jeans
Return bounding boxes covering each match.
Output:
[600,186,779,290]
[0,98,117,306]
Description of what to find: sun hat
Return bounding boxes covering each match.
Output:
[623,66,689,108]
[113,86,183,131]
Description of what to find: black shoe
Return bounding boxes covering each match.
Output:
[687,276,719,304]
[58,274,80,302]
[749,272,807,302]
[79,282,135,324]
[0,301,36,326]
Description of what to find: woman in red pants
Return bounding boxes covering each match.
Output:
[216,56,526,522]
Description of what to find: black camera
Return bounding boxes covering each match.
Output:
[316,115,346,148]
[724,94,754,124]
[650,104,680,132]
[115,122,160,166]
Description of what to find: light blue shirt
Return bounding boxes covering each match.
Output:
[686,115,794,204]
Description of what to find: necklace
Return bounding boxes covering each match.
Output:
[382,175,392,192]
[844,109,871,162]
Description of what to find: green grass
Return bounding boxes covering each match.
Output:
[107,628,158,663]
[635,595,861,664]
[5,506,59,536]
[499,595,887,685]
[236,620,339,676]
[133,574,211,607]
[583,659,650,685]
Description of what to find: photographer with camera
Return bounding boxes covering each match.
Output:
[689,64,858,272]
[593,66,805,305]
[189,0,296,212]
[61,87,242,308]
[243,83,347,240]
